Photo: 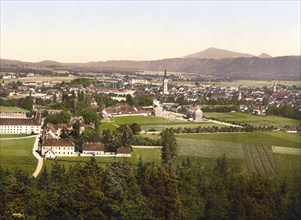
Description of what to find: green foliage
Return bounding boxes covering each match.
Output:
[70,78,92,88]
[130,123,142,135]
[161,128,178,163]
[44,109,71,125]
[137,95,153,106]
[79,107,100,124]
[126,94,134,105]
[266,105,301,120]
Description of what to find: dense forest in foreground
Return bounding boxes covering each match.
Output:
[1,129,300,219]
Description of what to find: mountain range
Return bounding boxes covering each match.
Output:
[1,48,300,80]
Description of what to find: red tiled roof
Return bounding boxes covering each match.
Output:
[117,147,132,154]
[82,142,105,151]
[0,112,41,126]
[43,138,75,147]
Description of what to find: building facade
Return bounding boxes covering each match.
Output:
[41,138,75,157]
[0,112,41,134]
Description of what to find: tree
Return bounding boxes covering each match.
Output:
[130,123,142,135]
[117,124,133,147]
[138,95,153,106]
[80,107,99,125]
[161,128,178,163]
[126,94,134,105]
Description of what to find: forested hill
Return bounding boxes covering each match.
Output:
[1,55,300,80]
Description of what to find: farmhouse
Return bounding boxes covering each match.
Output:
[102,103,154,117]
[82,142,105,155]
[116,147,132,156]
[41,138,75,157]
[0,112,42,134]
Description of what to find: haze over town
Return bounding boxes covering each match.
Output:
[1,1,300,62]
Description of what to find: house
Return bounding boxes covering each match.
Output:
[41,138,75,157]
[0,112,41,134]
[82,142,105,155]
[44,150,56,159]
[102,103,154,117]
[116,147,132,156]
[186,106,203,122]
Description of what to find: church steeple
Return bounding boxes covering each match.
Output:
[163,69,169,95]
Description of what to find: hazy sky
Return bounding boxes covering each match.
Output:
[1,1,300,62]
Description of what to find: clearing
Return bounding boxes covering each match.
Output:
[0,137,37,174]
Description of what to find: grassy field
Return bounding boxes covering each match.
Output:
[3,76,76,83]
[99,122,118,131]
[176,132,301,148]
[0,134,29,138]
[0,106,28,112]
[204,112,300,128]
[110,115,227,132]
[43,148,162,172]
[0,137,37,174]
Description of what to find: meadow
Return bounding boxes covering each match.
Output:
[0,134,28,138]
[0,137,37,174]
[204,112,300,127]
[176,131,301,148]
[107,115,227,132]
[43,148,162,172]
[0,106,28,112]
[3,76,76,83]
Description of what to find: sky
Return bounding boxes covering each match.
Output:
[0,1,300,62]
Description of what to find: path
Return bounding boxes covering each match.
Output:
[32,135,43,177]
[207,119,242,127]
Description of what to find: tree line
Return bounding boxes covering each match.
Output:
[1,129,300,219]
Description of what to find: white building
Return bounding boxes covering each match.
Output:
[41,138,75,157]
[0,112,42,134]
[82,142,105,155]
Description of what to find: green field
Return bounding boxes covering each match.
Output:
[204,112,300,128]
[0,134,29,138]
[110,115,227,132]
[43,148,162,172]
[176,132,301,148]
[0,137,37,174]
[99,122,118,131]
[0,106,28,112]
[3,76,76,83]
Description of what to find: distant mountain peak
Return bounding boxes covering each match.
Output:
[183,47,255,59]
[258,53,272,58]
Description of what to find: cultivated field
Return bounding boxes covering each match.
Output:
[176,132,301,148]
[204,112,300,128]
[0,137,37,174]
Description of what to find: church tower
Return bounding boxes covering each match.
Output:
[163,69,169,95]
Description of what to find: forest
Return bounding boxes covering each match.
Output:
[1,129,300,219]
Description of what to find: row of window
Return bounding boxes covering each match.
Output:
[43,147,72,150]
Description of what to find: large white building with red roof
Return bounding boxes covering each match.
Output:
[0,112,42,134]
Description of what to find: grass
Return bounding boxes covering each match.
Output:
[109,115,227,132]
[0,134,29,138]
[43,148,162,172]
[0,137,37,174]
[3,76,76,83]
[177,138,244,159]
[0,106,28,112]
[204,112,300,128]
[99,122,118,131]
[176,131,301,148]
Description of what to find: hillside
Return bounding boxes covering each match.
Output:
[183,47,255,59]
[1,56,300,80]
